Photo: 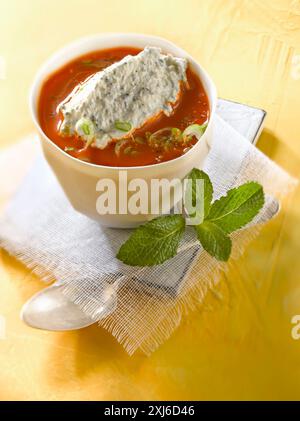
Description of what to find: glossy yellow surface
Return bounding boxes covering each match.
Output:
[0,0,300,400]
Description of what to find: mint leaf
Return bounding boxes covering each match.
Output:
[207,182,264,233]
[195,221,232,261]
[117,215,186,266]
[185,168,213,219]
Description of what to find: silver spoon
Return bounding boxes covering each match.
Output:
[20,279,122,331]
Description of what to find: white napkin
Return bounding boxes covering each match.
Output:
[0,114,296,355]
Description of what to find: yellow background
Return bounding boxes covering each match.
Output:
[0,0,300,400]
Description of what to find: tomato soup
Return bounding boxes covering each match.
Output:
[38,47,210,167]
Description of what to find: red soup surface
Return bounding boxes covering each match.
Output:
[38,47,210,167]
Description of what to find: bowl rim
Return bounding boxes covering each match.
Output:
[30,32,217,171]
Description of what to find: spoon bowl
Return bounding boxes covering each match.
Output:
[20,283,117,331]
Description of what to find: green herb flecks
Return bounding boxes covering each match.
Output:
[64,146,76,153]
[115,120,132,132]
[81,59,93,65]
[75,118,95,141]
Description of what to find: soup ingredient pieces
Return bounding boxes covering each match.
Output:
[57,46,187,149]
[148,127,182,149]
[182,123,207,141]
[114,120,132,132]
[114,139,128,157]
[141,124,205,156]
[75,117,95,144]
[64,146,76,152]
[117,169,265,266]
[146,126,189,155]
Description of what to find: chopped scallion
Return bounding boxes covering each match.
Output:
[64,146,76,152]
[171,127,182,138]
[124,146,133,155]
[182,123,208,140]
[75,118,95,143]
[114,120,132,132]
[82,122,90,136]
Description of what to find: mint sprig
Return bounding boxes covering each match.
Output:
[117,169,265,266]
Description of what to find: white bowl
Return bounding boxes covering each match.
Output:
[30,33,217,228]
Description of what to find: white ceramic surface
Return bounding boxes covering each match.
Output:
[30,33,217,227]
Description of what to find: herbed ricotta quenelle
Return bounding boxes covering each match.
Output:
[57,47,188,149]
